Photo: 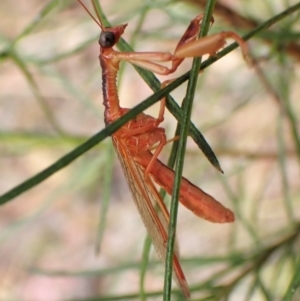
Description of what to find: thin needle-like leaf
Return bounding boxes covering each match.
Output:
[1,0,299,232]
[163,1,217,299]
[282,257,300,301]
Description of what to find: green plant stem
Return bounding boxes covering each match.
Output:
[0,86,173,205]
[93,0,222,173]
[163,1,217,299]
[282,256,300,301]
[1,1,299,212]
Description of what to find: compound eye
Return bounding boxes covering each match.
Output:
[99,31,116,47]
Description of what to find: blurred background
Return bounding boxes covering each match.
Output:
[0,0,299,300]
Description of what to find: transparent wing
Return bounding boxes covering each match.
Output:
[112,136,190,298]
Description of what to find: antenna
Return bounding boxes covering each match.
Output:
[76,0,104,29]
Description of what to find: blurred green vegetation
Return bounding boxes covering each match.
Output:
[0,0,299,300]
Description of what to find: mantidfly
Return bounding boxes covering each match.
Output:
[77,0,248,298]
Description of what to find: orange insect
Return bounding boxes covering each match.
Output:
[78,0,248,298]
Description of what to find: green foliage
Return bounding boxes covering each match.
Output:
[0,0,299,300]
